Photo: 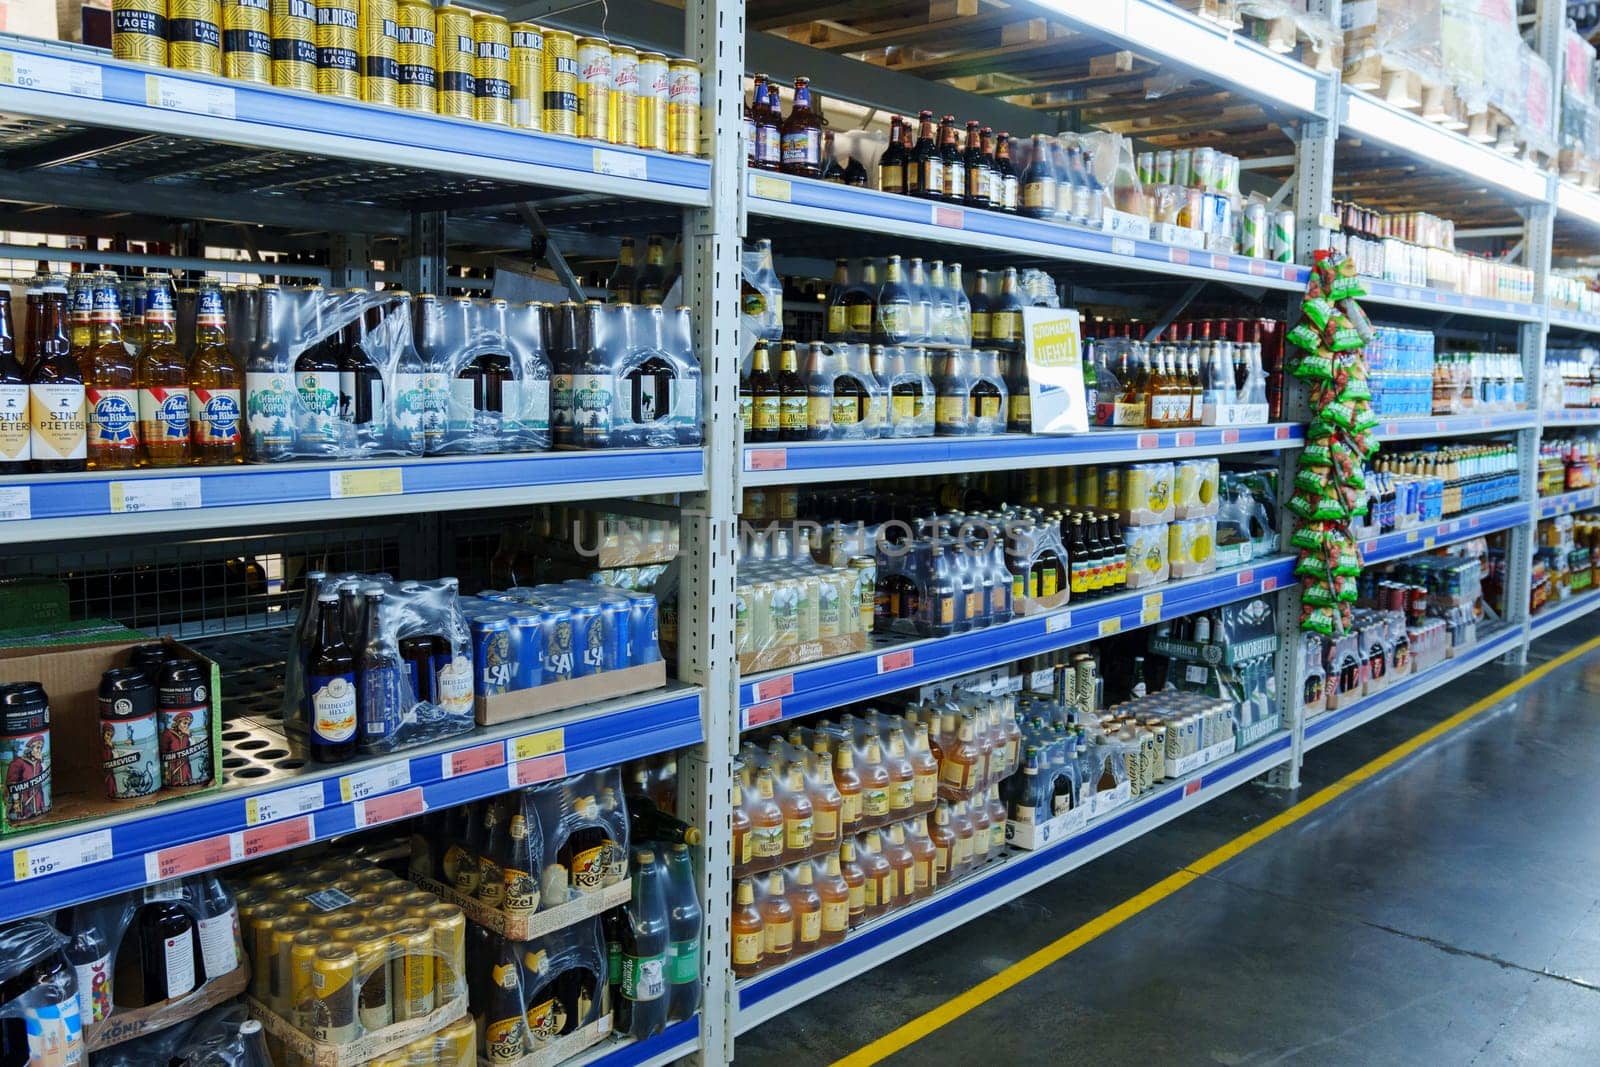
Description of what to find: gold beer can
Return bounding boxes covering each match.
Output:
[168,0,223,75]
[268,917,312,1016]
[667,57,701,155]
[359,0,398,105]
[271,0,316,90]
[310,942,359,1044]
[113,0,168,67]
[609,44,639,146]
[541,28,578,136]
[391,919,436,1021]
[290,929,333,1023]
[424,902,466,1002]
[314,0,359,98]
[347,924,392,1032]
[509,22,544,130]
[223,0,272,83]
[636,50,668,152]
[395,0,435,112]
[472,12,511,125]
[434,4,475,118]
[575,35,611,142]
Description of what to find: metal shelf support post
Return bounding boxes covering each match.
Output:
[1509,193,1555,664]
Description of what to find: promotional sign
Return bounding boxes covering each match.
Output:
[1022,307,1089,434]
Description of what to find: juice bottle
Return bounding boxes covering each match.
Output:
[860,737,892,828]
[731,779,753,876]
[909,721,940,806]
[749,769,785,866]
[760,871,795,966]
[780,765,815,862]
[987,785,1008,854]
[858,831,894,919]
[788,863,823,957]
[810,752,843,850]
[938,713,980,801]
[884,729,916,817]
[929,800,957,888]
[949,800,975,875]
[731,879,764,978]
[833,743,864,835]
[882,823,915,907]
[838,839,867,928]
[904,819,936,901]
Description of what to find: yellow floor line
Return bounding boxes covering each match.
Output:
[831,632,1600,1067]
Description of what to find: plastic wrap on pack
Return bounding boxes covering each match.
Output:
[0,919,80,1065]
[98,1003,273,1067]
[1567,24,1597,108]
[1078,130,1141,217]
[734,736,847,876]
[282,574,475,759]
[415,293,553,455]
[803,342,888,440]
[932,348,1007,436]
[881,345,936,438]
[1174,459,1221,519]
[1169,517,1219,579]
[471,918,607,1060]
[1239,0,1339,52]
[730,837,870,977]
[1520,44,1557,154]
[1122,462,1176,525]
[741,245,783,347]
[901,688,1021,802]
[528,768,631,903]
[547,300,700,450]
[1340,0,1444,83]
[728,558,867,660]
[1124,522,1171,588]
[873,522,1016,636]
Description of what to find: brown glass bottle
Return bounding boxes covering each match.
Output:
[0,292,25,474]
[883,728,916,817]
[748,768,785,865]
[879,116,907,195]
[636,236,668,307]
[748,341,779,443]
[859,737,892,828]
[28,288,86,472]
[929,800,957,886]
[731,779,753,876]
[883,823,915,906]
[753,78,781,171]
[844,259,877,343]
[858,830,894,918]
[731,879,764,978]
[788,862,823,957]
[838,839,867,927]
[779,76,822,177]
[905,818,936,900]
[833,743,864,835]
[780,764,814,862]
[969,791,993,863]
[949,799,976,875]
[910,110,942,200]
[760,871,795,966]
[816,853,850,945]
[136,274,189,467]
[776,341,807,442]
[939,713,980,800]
[188,281,243,465]
[84,274,138,471]
[811,751,843,851]
[609,237,638,303]
[938,116,963,202]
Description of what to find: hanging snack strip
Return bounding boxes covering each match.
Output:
[1285,253,1380,637]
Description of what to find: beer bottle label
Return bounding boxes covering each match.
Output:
[162,930,197,999]
[0,383,29,462]
[1003,175,1018,210]
[738,394,753,431]
[196,906,241,978]
[437,656,474,713]
[483,1014,526,1062]
[295,372,339,444]
[862,786,889,817]
[309,672,357,743]
[750,822,783,858]
[813,803,839,840]
[1022,178,1053,210]
[805,395,831,431]
[620,953,665,1002]
[839,790,861,826]
[389,371,425,448]
[477,858,506,907]
[847,303,873,332]
[785,813,813,851]
[668,938,700,984]
[906,303,927,338]
[780,394,806,431]
[573,373,615,443]
[891,394,916,422]
[879,162,902,191]
[780,129,819,167]
[889,779,914,812]
[878,302,909,337]
[245,372,295,450]
[821,897,849,933]
[756,126,781,165]
[935,395,964,430]
[29,383,86,460]
[88,387,140,452]
[753,395,779,432]
[732,929,762,966]
[945,165,964,200]
[359,662,403,743]
[188,386,240,446]
[798,907,822,944]
[763,917,794,955]
[830,395,859,426]
[522,378,550,433]
[501,866,539,915]
[923,158,942,192]
[827,304,846,336]
[74,952,113,1023]
[139,385,191,445]
[527,996,566,1040]
[1113,401,1145,426]
[990,312,1018,342]
[570,844,606,890]
[1007,393,1030,426]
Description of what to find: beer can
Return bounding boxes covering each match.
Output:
[1154,149,1174,185]
[391,919,436,1021]
[1271,209,1296,264]
[435,4,476,118]
[395,0,436,112]
[567,603,604,677]
[310,942,359,1044]
[575,36,611,142]
[395,889,435,913]
[1241,201,1268,259]
[542,28,578,135]
[314,0,359,98]
[314,911,364,939]
[423,902,466,1002]
[610,44,639,146]
[507,610,544,689]
[169,0,223,74]
[268,916,312,1015]
[596,593,631,670]
[248,903,287,1001]
[359,0,398,105]
[367,903,408,930]
[473,12,511,125]
[113,0,168,67]
[222,0,272,82]
[347,925,392,1032]
[510,22,544,129]
[271,0,317,90]
[667,58,700,155]
[290,929,333,1024]
[1172,147,1192,188]
[624,591,660,664]
[636,50,668,151]
[848,556,877,634]
[438,1016,478,1064]
[538,606,575,682]
[470,614,514,696]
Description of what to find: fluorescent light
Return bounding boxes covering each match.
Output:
[1343,91,1548,202]
[1557,181,1600,228]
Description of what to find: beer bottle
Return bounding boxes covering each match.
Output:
[356,585,403,754]
[843,259,877,344]
[989,267,1024,353]
[876,256,911,345]
[969,269,992,345]
[994,131,1019,212]
[925,261,952,344]
[662,843,701,1021]
[244,284,295,460]
[618,849,670,1039]
[858,831,894,916]
[1002,349,1029,432]
[637,236,668,307]
[496,797,541,920]
[776,340,807,442]
[67,273,94,375]
[295,289,342,451]
[938,116,963,202]
[780,76,822,177]
[779,764,814,861]
[192,873,243,984]
[306,590,357,763]
[830,355,866,430]
[576,300,616,448]
[755,81,782,171]
[386,292,427,453]
[626,793,704,847]
[947,263,972,344]
[788,861,823,957]
[482,940,530,1063]
[187,281,242,465]
[910,110,941,200]
[239,1020,272,1067]
[744,73,765,167]
[823,258,851,341]
[748,340,778,444]
[474,796,508,905]
[439,802,478,887]
[731,878,763,978]
[962,120,989,209]
[1021,133,1057,220]
[28,287,86,473]
[85,274,138,471]
[340,294,387,437]
[0,292,26,474]
[842,136,869,186]
[609,237,638,303]
[879,115,907,195]
[139,900,199,1002]
[978,127,1000,208]
[136,274,189,467]
[61,906,112,1026]
[737,348,754,437]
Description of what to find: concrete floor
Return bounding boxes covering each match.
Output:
[737,616,1600,1065]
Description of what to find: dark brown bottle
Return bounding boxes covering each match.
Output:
[139,901,199,1003]
[780,77,822,177]
[306,590,357,763]
[744,73,767,168]
[748,341,779,443]
[938,116,963,202]
[994,132,1018,213]
[776,340,807,441]
[910,111,942,200]
[0,293,26,473]
[754,79,781,171]
[964,121,990,209]
[28,288,85,472]
[609,237,638,303]
[879,115,907,195]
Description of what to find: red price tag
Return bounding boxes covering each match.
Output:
[753,674,793,702]
[1363,540,1377,555]
[1175,431,1195,447]
[1221,429,1239,444]
[745,448,787,471]
[354,787,425,829]
[1262,576,1277,592]
[1274,424,1291,439]
[1184,779,1202,797]
[1469,516,1480,528]
[932,206,965,229]
[149,834,236,881]
[1282,264,1299,281]
[877,649,914,673]
[1237,569,1254,585]
[1211,254,1229,271]
[1137,433,1159,449]
[242,815,312,858]
[1384,423,1398,436]
[1249,260,1267,276]
[743,699,783,730]
[1169,248,1190,265]
[443,742,505,779]
[511,753,568,787]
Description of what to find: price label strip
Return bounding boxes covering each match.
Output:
[442,741,506,779]
[592,148,647,180]
[506,728,567,787]
[0,51,102,98]
[330,468,403,499]
[242,815,314,859]
[338,759,411,803]
[11,829,113,882]
[353,787,426,829]
[110,477,202,514]
[245,781,324,826]
[145,74,235,118]
[0,485,29,522]
[145,832,240,884]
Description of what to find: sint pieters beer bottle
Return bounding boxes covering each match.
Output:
[306,590,357,763]
[85,274,138,471]
[188,280,242,465]
[0,292,25,474]
[29,286,86,473]
[136,273,189,467]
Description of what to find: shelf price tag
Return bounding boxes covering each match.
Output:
[330,468,403,498]
[10,829,113,882]
[145,74,235,118]
[245,781,324,826]
[338,760,411,803]
[1184,779,1202,797]
[442,741,506,779]
[508,752,567,787]
[753,675,793,702]
[742,699,783,730]
[1236,569,1254,586]
[1261,576,1278,592]
[1110,237,1136,258]
[0,486,29,522]
[591,148,647,180]
[744,448,787,471]
[1140,593,1163,626]
[0,51,102,98]
[1098,617,1121,637]
[1044,611,1071,634]
[876,649,913,673]
[242,814,313,858]
[932,205,964,229]
[750,174,791,202]
[110,477,202,514]
[509,728,564,763]
[144,832,240,883]
[353,787,425,829]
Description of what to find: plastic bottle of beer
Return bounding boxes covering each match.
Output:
[617,848,669,1039]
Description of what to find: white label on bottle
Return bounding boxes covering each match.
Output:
[162,932,197,999]
[244,371,295,449]
[338,370,357,422]
[74,954,112,1024]
[29,382,85,460]
[438,655,473,713]
[196,907,240,978]
[311,675,357,743]
[524,379,550,431]
[296,371,339,444]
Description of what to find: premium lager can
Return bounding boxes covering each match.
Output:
[113,0,168,67]
[667,58,700,155]
[314,0,359,98]
[636,50,668,151]
[169,0,223,75]
[223,0,272,83]
[509,22,543,129]
[359,0,398,105]
[575,36,611,142]
[472,12,511,125]
[435,4,475,118]
[395,0,435,112]
[271,0,317,90]
[423,902,466,1002]
[542,28,578,135]
[289,928,333,1023]
[610,44,639,146]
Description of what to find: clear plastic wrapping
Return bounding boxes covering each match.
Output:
[1122,463,1176,525]
[417,293,552,455]
[802,342,888,441]
[0,919,80,1065]
[1175,459,1221,519]
[470,919,607,1060]
[548,300,702,450]
[872,523,1016,636]
[1124,523,1171,588]
[881,346,936,438]
[1169,518,1219,579]
[932,349,1008,437]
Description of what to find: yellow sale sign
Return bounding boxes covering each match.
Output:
[1022,307,1088,433]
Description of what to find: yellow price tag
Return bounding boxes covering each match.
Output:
[1405,530,1419,543]
[1141,593,1163,626]
[0,54,14,84]
[1424,536,1435,549]
[1098,617,1121,637]
[330,468,403,498]
[12,849,28,881]
[752,175,792,202]
[245,799,261,824]
[511,728,565,762]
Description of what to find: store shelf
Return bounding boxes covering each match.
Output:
[0,448,706,544]
[1360,279,1544,323]
[0,37,710,213]
[1546,304,1600,334]
[1541,408,1600,426]
[1340,89,1551,204]
[1304,625,1522,751]
[1556,180,1600,236]
[1373,411,1537,442]
[0,685,703,917]
[734,728,1294,1031]
[746,170,1309,290]
[1360,501,1530,566]
[1529,590,1600,640]
[1537,487,1600,519]
[739,556,1295,727]
[741,424,1302,486]
[572,1019,701,1067]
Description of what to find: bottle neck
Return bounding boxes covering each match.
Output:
[316,600,343,650]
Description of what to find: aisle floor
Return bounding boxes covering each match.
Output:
[737,617,1600,1065]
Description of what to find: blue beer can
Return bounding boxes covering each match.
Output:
[624,592,660,664]
[469,614,515,697]
[507,610,544,690]
[539,607,576,682]
[568,604,604,677]
[596,593,631,670]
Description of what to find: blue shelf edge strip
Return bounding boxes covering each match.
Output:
[1361,279,1542,321]
[0,689,703,915]
[737,730,1292,1013]
[1373,411,1537,439]
[1361,501,1530,566]
[1538,488,1600,519]
[585,1018,700,1066]
[1529,590,1600,638]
